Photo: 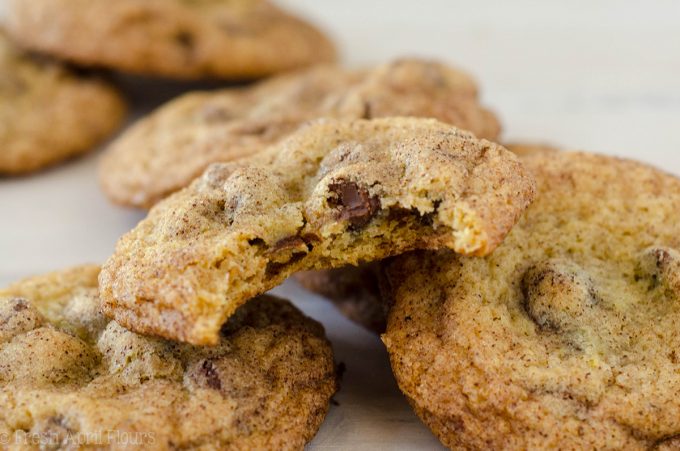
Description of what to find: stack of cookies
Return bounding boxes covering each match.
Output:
[2,1,680,450]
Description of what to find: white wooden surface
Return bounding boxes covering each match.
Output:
[2,1,680,449]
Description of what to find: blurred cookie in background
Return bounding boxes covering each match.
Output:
[0,33,126,175]
[99,57,501,208]
[504,142,560,157]
[3,0,336,80]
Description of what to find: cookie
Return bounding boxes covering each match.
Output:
[99,58,501,207]
[0,265,336,450]
[295,264,386,333]
[99,117,535,345]
[294,143,558,333]
[0,33,126,174]
[382,151,680,449]
[503,142,560,156]
[3,0,335,80]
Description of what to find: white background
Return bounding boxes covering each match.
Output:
[2,1,680,449]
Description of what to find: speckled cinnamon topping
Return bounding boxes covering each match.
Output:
[99,58,501,207]
[100,117,535,345]
[0,265,336,450]
[383,151,680,450]
[294,143,561,330]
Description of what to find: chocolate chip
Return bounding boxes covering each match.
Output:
[266,234,319,254]
[521,260,598,334]
[361,101,373,119]
[388,206,437,227]
[174,30,195,49]
[263,234,318,277]
[32,415,74,447]
[200,359,222,390]
[269,236,307,254]
[328,180,381,230]
[301,233,321,244]
[420,200,442,227]
[265,252,306,277]
[12,299,28,312]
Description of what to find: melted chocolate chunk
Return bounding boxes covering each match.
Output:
[200,359,222,390]
[521,260,598,334]
[267,234,319,253]
[263,234,319,276]
[328,180,381,230]
[269,236,307,254]
[265,252,306,277]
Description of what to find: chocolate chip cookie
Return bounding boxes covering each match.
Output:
[100,117,535,345]
[382,151,680,449]
[294,143,559,333]
[3,0,335,80]
[0,265,336,449]
[0,33,126,174]
[99,58,501,207]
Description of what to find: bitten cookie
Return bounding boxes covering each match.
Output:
[295,143,560,331]
[3,0,335,80]
[0,265,336,450]
[99,58,501,207]
[0,33,126,174]
[99,117,535,345]
[382,151,680,450]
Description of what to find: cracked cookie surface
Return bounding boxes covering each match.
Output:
[0,33,126,174]
[0,265,336,450]
[382,151,680,450]
[3,0,335,80]
[100,117,535,345]
[99,58,501,207]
